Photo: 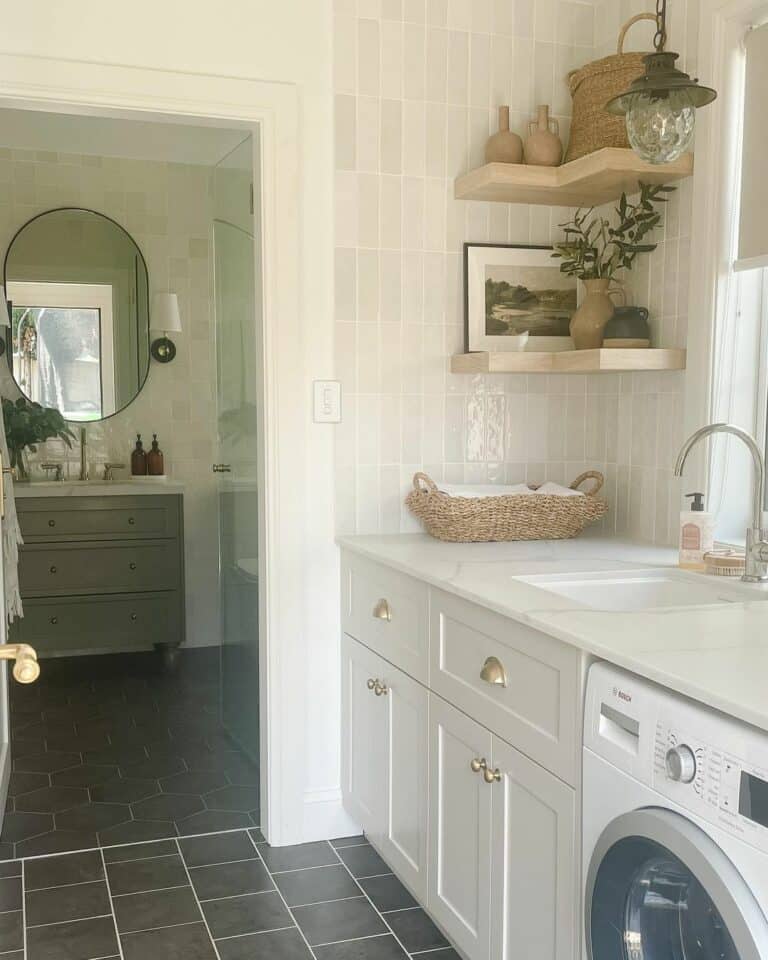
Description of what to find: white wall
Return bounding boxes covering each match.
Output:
[0,147,222,649]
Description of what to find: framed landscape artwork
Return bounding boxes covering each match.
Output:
[464,243,578,352]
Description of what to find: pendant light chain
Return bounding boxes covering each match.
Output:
[654,0,668,52]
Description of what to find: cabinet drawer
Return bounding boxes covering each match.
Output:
[430,589,580,785]
[19,540,180,597]
[16,495,180,542]
[341,552,428,683]
[11,592,182,654]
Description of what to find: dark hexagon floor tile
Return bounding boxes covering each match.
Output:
[131,793,204,821]
[16,829,97,859]
[8,771,49,796]
[0,811,53,842]
[160,770,228,795]
[52,765,119,788]
[206,786,260,812]
[9,740,46,759]
[109,724,172,748]
[83,745,146,767]
[14,786,88,813]
[46,732,110,753]
[15,721,75,740]
[90,778,160,804]
[56,803,132,832]
[98,819,177,847]
[221,755,260,786]
[0,844,14,862]
[120,756,186,779]
[13,751,80,774]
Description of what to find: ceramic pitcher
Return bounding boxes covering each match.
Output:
[523,105,562,166]
[570,279,624,350]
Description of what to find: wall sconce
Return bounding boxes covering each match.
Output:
[150,293,182,364]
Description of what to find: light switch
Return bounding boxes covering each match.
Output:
[313,380,342,423]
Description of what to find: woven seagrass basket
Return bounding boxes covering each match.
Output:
[564,13,656,163]
[405,471,608,543]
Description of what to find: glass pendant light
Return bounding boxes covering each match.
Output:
[605,0,716,164]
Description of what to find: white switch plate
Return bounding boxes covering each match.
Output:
[313,380,342,423]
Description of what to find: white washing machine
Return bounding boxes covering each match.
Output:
[583,662,768,960]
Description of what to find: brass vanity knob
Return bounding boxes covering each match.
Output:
[480,656,507,688]
[48,519,56,527]
[129,562,137,570]
[483,766,501,784]
[49,566,57,574]
[367,678,376,690]
[49,617,58,625]
[128,518,135,526]
[470,757,487,774]
[130,613,137,622]
[372,598,391,622]
[374,680,389,697]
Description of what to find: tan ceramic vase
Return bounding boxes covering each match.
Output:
[524,105,562,166]
[570,279,621,350]
[485,106,522,164]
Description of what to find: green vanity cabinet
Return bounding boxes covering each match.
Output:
[11,494,185,657]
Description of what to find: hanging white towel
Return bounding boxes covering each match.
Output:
[533,481,585,497]
[439,483,533,498]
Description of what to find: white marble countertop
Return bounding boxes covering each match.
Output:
[338,533,768,735]
[14,481,184,497]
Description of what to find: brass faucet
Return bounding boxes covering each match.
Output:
[0,643,39,683]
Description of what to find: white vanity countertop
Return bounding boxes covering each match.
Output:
[14,481,185,497]
[338,533,768,735]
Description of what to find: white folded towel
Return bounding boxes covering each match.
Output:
[532,481,584,497]
[439,482,532,499]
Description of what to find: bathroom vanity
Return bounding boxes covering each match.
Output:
[11,486,185,657]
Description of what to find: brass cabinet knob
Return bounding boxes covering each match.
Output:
[129,562,137,570]
[49,566,57,574]
[128,517,135,525]
[483,766,502,784]
[130,613,137,622]
[49,617,58,625]
[480,656,508,688]
[48,519,56,527]
[372,598,391,622]
[367,678,376,690]
[470,757,487,774]
[374,680,389,697]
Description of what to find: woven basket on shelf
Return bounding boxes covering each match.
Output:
[564,13,656,163]
[405,471,608,543]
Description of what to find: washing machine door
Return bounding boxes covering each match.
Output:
[586,807,768,960]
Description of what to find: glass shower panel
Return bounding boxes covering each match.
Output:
[213,135,261,771]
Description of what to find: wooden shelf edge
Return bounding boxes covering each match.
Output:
[450,348,687,374]
[454,148,694,206]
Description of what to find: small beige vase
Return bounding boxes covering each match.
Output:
[524,105,563,166]
[570,279,623,350]
[485,106,523,164]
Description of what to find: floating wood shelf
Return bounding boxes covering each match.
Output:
[454,148,693,207]
[451,349,686,374]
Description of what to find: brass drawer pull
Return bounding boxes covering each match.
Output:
[484,766,501,784]
[372,598,391,622]
[374,680,389,697]
[49,617,58,625]
[480,656,507,688]
[470,757,501,783]
[367,678,376,690]
[49,566,57,574]
[129,562,137,570]
[128,517,136,525]
[470,757,487,774]
[48,519,56,527]
[130,613,137,622]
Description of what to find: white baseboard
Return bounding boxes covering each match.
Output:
[302,787,360,843]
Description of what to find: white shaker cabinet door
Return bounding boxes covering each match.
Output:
[341,634,387,844]
[428,694,493,960]
[379,662,429,903]
[490,736,577,960]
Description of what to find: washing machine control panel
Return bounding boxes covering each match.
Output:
[654,720,768,852]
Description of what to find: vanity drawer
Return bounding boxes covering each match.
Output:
[18,540,181,597]
[16,495,181,542]
[429,589,581,785]
[11,592,183,655]
[341,552,429,683]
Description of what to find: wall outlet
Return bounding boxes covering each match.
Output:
[313,380,342,423]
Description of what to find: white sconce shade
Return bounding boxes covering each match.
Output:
[151,293,182,334]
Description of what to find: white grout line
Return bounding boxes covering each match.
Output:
[267,860,350,876]
[312,932,397,949]
[26,912,113,930]
[411,948,454,956]
[172,838,222,960]
[197,888,276,905]
[287,895,367,910]
[110,883,189,900]
[116,918,203,938]
[214,924,296,942]
[20,853,27,960]
[99,846,126,960]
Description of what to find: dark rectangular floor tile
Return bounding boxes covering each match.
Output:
[217,927,311,960]
[113,885,201,933]
[26,915,118,960]
[0,876,21,911]
[292,898,388,946]
[26,880,111,926]
[383,908,449,953]
[121,922,217,960]
[179,830,257,868]
[0,910,22,952]
[274,864,361,907]
[314,934,409,960]
[106,852,187,895]
[202,890,292,939]
[17,830,98,860]
[258,840,338,873]
[330,835,366,848]
[191,858,273,900]
[411,949,461,960]
[360,874,417,912]
[102,838,177,863]
[336,843,389,879]
[24,849,104,891]
[0,860,21,878]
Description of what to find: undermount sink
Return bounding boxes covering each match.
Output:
[514,568,768,612]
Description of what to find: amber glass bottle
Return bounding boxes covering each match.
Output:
[147,434,165,476]
[131,434,147,476]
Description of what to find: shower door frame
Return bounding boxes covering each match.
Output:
[0,54,314,847]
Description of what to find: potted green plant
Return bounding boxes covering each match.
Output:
[552,182,674,349]
[1,397,76,481]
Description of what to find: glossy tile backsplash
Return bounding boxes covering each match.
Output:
[334,0,695,545]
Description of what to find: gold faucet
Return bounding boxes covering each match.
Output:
[0,643,39,683]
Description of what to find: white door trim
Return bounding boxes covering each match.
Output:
[0,51,306,845]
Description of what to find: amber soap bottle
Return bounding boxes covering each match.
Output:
[147,434,165,476]
[131,434,147,476]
